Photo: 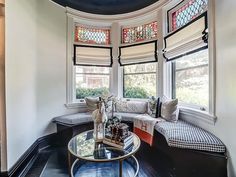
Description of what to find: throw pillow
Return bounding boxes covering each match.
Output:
[160,96,179,122]
[85,97,99,112]
[155,97,160,118]
[115,100,150,114]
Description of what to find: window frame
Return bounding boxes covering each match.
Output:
[66,16,113,108]
[163,0,216,124]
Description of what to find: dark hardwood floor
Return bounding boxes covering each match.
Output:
[24,142,175,177]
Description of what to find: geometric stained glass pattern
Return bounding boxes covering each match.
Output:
[170,0,208,32]
[75,25,111,45]
[122,21,157,44]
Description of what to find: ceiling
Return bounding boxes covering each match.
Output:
[52,0,160,15]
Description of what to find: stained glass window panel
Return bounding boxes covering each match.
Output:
[171,0,208,32]
[75,25,111,45]
[122,21,157,44]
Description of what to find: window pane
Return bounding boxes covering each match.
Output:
[170,0,208,31]
[124,63,156,74]
[174,49,209,107]
[76,66,110,74]
[75,25,110,45]
[124,63,157,99]
[75,66,110,99]
[175,50,208,70]
[122,21,157,44]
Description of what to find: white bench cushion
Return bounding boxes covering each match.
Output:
[53,112,93,125]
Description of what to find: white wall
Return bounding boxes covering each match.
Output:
[5,0,77,170]
[189,1,236,176]
[212,0,236,176]
[4,0,236,175]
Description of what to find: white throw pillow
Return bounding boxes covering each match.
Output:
[85,97,99,112]
[160,96,179,122]
[115,100,150,114]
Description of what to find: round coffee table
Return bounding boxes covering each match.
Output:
[68,130,141,177]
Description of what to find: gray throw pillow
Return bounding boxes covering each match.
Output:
[161,96,179,122]
[85,97,99,112]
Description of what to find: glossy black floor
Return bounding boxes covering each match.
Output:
[24,142,174,177]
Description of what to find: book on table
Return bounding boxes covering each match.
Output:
[103,133,133,149]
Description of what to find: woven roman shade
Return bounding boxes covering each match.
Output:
[119,41,157,66]
[74,45,113,67]
[163,13,208,61]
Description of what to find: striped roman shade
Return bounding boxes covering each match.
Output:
[119,41,157,66]
[163,13,208,61]
[74,45,113,67]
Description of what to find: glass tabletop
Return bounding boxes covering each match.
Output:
[68,130,141,162]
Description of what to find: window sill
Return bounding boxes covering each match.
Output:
[65,102,87,109]
[179,106,217,125]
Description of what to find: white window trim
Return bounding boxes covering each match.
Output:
[65,15,113,108]
[162,0,216,125]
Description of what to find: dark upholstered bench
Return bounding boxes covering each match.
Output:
[153,120,227,177]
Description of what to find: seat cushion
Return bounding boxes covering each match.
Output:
[155,120,226,153]
[53,112,93,125]
[113,112,142,122]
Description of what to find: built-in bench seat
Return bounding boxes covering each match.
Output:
[155,120,226,153]
[53,112,226,153]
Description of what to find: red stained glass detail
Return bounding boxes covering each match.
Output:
[171,0,208,32]
[122,21,158,44]
[75,26,110,45]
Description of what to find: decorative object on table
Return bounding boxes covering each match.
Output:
[106,115,121,129]
[160,95,179,122]
[93,146,108,159]
[111,123,129,138]
[133,114,158,146]
[92,97,107,142]
[100,94,118,119]
[103,122,133,149]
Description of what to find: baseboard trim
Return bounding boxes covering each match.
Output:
[0,133,58,177]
